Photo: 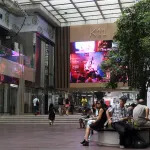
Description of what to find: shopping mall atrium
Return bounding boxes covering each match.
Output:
[0,0,150,149]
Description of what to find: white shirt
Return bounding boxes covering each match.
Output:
[133,104,147,125]
[33,98,39,106]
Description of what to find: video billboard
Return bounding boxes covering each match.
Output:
[70,40,112,83]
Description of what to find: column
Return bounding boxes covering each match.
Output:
[4,84,9,113]
[16,55,25,115]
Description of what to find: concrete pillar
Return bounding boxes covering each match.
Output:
[16,55,25,115]
[16,77,25,115]
[4,84,9,113]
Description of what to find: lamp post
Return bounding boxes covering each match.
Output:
[146,64,150,107]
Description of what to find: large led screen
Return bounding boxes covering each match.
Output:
[70,40,112,83]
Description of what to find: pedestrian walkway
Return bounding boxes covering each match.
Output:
[0,124,148,150]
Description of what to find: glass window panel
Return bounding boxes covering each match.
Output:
[66,17,84,21]
[41,1,49,6]
[55,15,62,19]
[54,4,74,9]
[122,3,134,8]
[59,19,66,22]
[75,2,95,7]
[121,0,135,3]
[16,0,30,3]
[19,2,32,5]
[63,13,81,18]
[85,16,103,20]
[82,11,100,16]
[31,0,42,1]
[49,0,71,5]
[101,4,120,10]
[102,9,121,14]
[50,11,58,15]
[46,6,54,11]
[58,9,78,14]
[105,13,121,18]
[79,7,98,12]
[98,0,118,5]
[72,0,94,2]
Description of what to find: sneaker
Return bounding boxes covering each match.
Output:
[82,141,89,146]
[120,145,125,149]
[80,140,85,144]
[49,121,52,125]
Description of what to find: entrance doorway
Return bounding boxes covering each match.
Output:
[9,87,17,114]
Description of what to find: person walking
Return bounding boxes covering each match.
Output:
[65,98,70,115]
[81,97,88,107]
[33,96,39,115]
[58,95,64,115]
[48,103,55,125]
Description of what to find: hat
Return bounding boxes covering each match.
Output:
[120,95,128,103]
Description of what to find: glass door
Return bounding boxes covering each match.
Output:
[9,87,18,114]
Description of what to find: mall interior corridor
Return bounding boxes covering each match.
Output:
[0,123,149,150]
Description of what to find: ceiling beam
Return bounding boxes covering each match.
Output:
[70,0,86,22]
[61,12,121,19]
[51,8,122,15]
[118,0,123,13]
[63,16,119,23]
[45,1,134,11]
[94,0,105,19]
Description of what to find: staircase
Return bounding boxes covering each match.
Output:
[0,114,81,124]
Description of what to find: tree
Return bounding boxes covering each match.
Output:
[101,50,127,89]
[102,0,150,98]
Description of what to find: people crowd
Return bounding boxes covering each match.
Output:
[79,95,150,148]
[33,93,150,148]
[57,95,74,116]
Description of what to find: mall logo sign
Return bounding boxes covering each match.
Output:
[90,27,106,39]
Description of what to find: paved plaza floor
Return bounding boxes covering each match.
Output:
[0,124,150,150]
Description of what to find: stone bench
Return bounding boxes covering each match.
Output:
[97,127,150,147]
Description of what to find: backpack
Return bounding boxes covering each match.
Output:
[132,139,148,149]
[36,100,39,106]
[132,133,149,149]
[124,132,148,149]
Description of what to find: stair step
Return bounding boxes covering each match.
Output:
[0,115,81,124]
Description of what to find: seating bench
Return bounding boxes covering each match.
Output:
[97,126,150,147]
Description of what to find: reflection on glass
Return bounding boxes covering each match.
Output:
[0,45,33,68]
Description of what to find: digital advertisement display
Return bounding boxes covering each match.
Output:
[70,40,112,83]
[0,45,31,68]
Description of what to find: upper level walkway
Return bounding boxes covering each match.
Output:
[0,123,149,150]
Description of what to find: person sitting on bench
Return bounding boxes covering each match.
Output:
[106,96,134,148]
[79,108,92,128]
[80,99,107,146]
[133,98,150,126]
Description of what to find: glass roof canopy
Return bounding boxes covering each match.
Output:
[11,0,135,26]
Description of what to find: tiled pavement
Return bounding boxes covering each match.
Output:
[0,124,149,150]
